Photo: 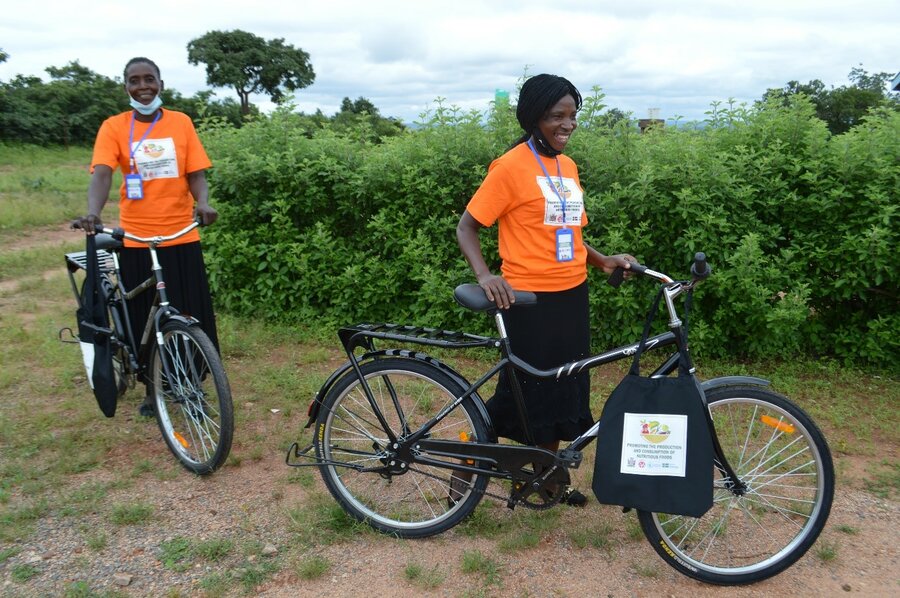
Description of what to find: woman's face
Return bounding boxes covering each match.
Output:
[537,94,578,152]
[125,62,163,104]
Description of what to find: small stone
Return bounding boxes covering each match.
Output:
[261,543,278,557]
[113,573,133,587]
[247,555,257,563]
[41,551,55,560]
[842,584,852,592]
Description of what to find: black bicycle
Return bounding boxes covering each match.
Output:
[288,253,834,585]
[62,221,233,474]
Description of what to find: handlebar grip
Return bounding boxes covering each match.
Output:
[691,252,711,280]
[606,263,647,288]
[607,267,625,288]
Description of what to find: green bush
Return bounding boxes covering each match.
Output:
[201,96,899,368]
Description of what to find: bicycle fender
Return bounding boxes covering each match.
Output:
[305,350,496,440]
[701,376,770,391]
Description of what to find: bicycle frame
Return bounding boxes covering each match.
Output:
[293,267,749,500]
[65,222,203,387]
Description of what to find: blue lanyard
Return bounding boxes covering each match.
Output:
[527,140,567,225]
[128,111,161,173]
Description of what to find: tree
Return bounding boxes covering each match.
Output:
[332,96,405,141]
[0,49,8,65]
[187,30,315,116]
[760,66,899,134]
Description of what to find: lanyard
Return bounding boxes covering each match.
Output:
[527,140,567,225]
[128,111,161,173]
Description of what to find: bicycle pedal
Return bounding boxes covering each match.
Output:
[556,449,583,468]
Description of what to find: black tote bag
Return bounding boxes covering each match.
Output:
[76,234,119,417]
[591,289,713,518]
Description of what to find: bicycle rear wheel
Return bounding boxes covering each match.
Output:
[315,357,490,538]
[638,385,834,584]
[150,320,233,474]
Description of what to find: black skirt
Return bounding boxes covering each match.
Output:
[486,281,593,445]
[118,241,219,355]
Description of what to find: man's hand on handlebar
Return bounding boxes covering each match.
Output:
[71,214,103,235]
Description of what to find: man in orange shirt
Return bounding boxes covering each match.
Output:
[77,57,219,416]
[456,74,635,505]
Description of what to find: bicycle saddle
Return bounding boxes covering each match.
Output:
[95,233,123,251]
[453,284,537,312]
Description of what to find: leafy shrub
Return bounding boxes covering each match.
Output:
[201,96,899,368]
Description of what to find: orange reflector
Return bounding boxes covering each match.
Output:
[459,431,474,464]
[174,431,190,448]
[761,415,795,434]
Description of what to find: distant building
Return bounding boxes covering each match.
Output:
[639,108,664,133]
[892,72,900,91]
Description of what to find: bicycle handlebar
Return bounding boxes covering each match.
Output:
[606,252,711,289]
[73,219,203,246]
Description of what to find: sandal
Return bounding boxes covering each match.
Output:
[561,488,588,507]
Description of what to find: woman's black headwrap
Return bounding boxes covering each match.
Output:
[514,74,582,156]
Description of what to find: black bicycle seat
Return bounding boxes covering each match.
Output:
[95,233,123,251]
[453,284,537,312]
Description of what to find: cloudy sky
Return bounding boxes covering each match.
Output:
[1,0,897,123]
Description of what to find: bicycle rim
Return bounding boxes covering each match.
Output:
[152,321,233,474]
[639,387,834,584]
[317,359,488,538]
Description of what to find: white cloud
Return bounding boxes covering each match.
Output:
[0,0,897,124]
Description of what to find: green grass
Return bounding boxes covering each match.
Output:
[460,549,502,587]
[404,561,446,589]
[109,502,154,525]
[159,537,194,572]
[296,554,331,580]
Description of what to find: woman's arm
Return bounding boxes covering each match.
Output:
[456,210,515,309]
[584,242,636,274]
[188,170,217,225]
[76,165,113,234]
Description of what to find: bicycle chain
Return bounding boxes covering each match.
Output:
[407,464,564,510]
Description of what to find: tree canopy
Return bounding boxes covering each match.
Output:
[187,30,315,116]
[760,65,899,134]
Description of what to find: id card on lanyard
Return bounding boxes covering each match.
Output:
[125,111,161,200]
[528,140,574,262]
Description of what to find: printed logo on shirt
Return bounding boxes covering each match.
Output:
[131,137,178,180]
[537,176,583,225]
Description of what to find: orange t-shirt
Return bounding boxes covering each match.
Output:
[466,143,588,292]
[90,109,212,247]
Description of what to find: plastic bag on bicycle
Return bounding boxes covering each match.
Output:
[76,234,119,417]
[591,288,713,518]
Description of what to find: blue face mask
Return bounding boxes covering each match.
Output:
[129,94,163,116]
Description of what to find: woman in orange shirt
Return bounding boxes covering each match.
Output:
[77,57,219,417]
[456,74,635,505]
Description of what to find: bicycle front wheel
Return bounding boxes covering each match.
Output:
[150,320,233,475]
[638,385,834,585]
[315,357,490,538]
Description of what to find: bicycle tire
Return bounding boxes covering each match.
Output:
[315,357,490,538]
[637,385,834,585]
[100,275,128,396]
[149,320,233,475]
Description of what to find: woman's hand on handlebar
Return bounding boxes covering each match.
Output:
[71,214,103,235]
[193,204,218,226]
[598,253,637,275]
[478,273,516,310]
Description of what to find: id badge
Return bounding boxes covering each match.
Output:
[125,173,144,200]
[556,227,574,262]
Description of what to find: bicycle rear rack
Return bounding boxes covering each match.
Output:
[338,322,499,354]
[65,249,115,274]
